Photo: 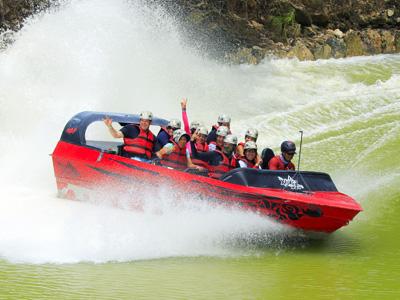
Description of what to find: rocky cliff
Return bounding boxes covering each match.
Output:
[1,0,399,62]
[0,0,52,31]
[159,0,400,62]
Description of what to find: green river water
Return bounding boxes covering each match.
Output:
[0,1,399,299]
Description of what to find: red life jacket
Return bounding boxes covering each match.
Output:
[123,126,155,159]
[161,141,188,170]
[239,158,257,168]
[268,155,295,170]
[208,150,237,179]
[186,141,208,156]
[189,142,210,169]
[196,142,208,152]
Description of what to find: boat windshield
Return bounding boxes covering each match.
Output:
[220,169,338,192]
[60,111,168,148]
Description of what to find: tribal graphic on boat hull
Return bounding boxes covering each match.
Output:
[247,198,323,221]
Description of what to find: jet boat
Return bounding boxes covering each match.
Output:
[52,111,362,233]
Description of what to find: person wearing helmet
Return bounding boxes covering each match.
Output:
[186,126,209,170]
[268,141,296,170]
[156,129,191,171]
[157,118,181,147]
[208,125,229,151]
[190,133,238,179]
[238,141,261,169]
[206,114,231,144]
[187,126,209,154]
[236,128,258,158]
[156,97,193,147]
[103,111,156,161]
[189,120,202,135]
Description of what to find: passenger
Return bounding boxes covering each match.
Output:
[206,114,231,144]
[188,126,209,154]
[189,120,202,135]
[269,141,296,170]
[157,118,181,147]
[187,126,209,169]
[190,133,238,179]
[103,111,156,162]
[208,126,229,151]
[238,141,261,169]
[236,128,258,158]
[156,129,191,171]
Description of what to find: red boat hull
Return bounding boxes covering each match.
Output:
[52,141,362,233]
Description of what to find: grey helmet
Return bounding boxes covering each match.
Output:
[216,126,229,137]
[139,111,153,121]
[245,128,258,140]
[167,118,181,130]
[190,120,202,131]
[217,114,231,124]
[281,141,296,154]
[244,141,257,151]
[196,126,208,136]
[173,129,190,143]
[224,134,238,145]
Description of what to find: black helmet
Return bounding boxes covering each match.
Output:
[281,141,296,154]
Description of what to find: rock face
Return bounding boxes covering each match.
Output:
[0,0,52,32]
[159,0,400,62]
[1,0,400,62]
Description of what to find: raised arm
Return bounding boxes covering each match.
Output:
[181,98,191,135]
[103,117,123,139]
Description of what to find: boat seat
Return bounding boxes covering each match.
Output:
[260,148,275,169]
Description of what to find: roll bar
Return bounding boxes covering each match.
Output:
[60,111,169,146]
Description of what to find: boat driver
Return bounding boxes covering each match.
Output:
[103,111,157,162]
[268,141,296,170]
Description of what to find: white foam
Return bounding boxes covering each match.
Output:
[0,184,289,264]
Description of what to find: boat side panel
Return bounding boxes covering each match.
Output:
[52,141,361,233]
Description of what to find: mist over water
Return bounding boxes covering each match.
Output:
[0,0,399,264]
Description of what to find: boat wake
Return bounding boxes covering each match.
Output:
[0,183,295,264]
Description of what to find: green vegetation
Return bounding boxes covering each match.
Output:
[269,9,296,41]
